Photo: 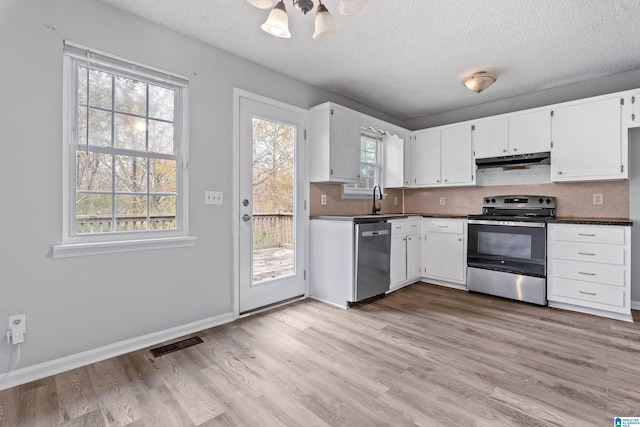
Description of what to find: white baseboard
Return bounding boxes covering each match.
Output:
[631,300,640,311]
[0,312,235,391]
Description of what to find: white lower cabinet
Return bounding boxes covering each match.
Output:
[423,218,467,286]
[390,217,422,291]
[547,223,632,322]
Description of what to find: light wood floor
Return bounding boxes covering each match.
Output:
[1,283,639,426]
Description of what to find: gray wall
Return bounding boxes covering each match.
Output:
[0,0,389,378]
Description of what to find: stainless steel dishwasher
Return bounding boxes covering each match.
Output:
[351,220,392,304]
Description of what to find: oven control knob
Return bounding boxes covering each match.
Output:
[539,198,544,204]
[546,198,551,204]
[485,198,491,204]
[491,198,496,203]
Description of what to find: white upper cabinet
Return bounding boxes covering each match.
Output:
[309,102,361,183]
[473,110,551,159]
[441,124,474,185]
[473,117,508,158]
[413,129,441,185]
[551,96,626,181]
[508,109,552,154]
[409,124,475,187]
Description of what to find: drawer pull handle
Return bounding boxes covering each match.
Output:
[578,233,596,237]
[579,291,597,296]
[578,252,596,256]
[578,271,596,276]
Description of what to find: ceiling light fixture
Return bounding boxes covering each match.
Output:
[463,71,497,93]
[248,0,369,39]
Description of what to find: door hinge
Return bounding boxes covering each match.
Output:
[304,200,307,210]
[471,125,475,131]
[471,174,474,180]
[632,96,635,104]
[621,98,624,106]
[550,110,554,117]
[330,108,334,115]
[304,270,306,280]
[304,129,307,140]
[550,141,554,149]
[330,168,334,175]
[633,114,636,121]
[621,165,625,173]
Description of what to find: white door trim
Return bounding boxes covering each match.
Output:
[232,88,310,318]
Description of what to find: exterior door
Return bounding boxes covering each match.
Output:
[238,95,307,314]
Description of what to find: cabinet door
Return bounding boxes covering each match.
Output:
[330,106,361,182]
[390,234,407,288]
[406,234,422,280]
[383,133,405,188]
[425,233,464,282]
[441,124,474,185]
[509,110,551,155]
[473,117,508,159]
[413,129,441,185]
[551,97,623,181]
[403,136,413,186]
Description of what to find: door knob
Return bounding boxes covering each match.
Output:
[242,214,251,222]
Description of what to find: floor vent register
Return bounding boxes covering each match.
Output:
[150,336,203,357]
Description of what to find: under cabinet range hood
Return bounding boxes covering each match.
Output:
[475,151,551,170]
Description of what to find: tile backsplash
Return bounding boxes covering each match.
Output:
[311,181,629,218]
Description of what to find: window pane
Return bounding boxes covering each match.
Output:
[77,108,87,146]
[115,155,148,192]
[150,159,176,193]
[148,120,174,154]
[88,69,112,109]
[362,150,376,163]
[115,76,146,115]
[76,194,112,234]
[115,195,147,231]
[77,66,87,105]
[114,114,146,151]
[88,108,112,147]
[77,152,112,191]
[149,85,174,121]
[150,196,176,230]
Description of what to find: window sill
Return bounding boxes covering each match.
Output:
[52,236,197,258]
[342,192,388,200]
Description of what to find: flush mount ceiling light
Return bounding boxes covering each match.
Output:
[463,71,497,93]
[248,0,369,39]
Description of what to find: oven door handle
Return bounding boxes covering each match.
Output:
[467,219,546,228]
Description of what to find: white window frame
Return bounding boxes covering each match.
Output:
[343,131,385,198]
[53,41,195,258]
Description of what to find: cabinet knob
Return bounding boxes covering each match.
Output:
[513,148,518,152]
[503,149,507,153]
[558,171,563,175]
[458,238,462,241]
[436,179,440,183]
[444,179,448,182]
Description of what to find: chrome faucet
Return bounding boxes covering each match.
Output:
[371,185,383,215]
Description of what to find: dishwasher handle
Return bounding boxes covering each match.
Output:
[361,230,389,237]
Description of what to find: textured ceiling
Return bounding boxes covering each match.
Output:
[98,0,640,122]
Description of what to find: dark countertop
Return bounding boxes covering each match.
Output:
[549,217,633,226]
[310,213,465,221]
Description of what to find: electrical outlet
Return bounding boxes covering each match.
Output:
[320,194,327,205]
[8,314,26,345]
[205,191,223,205]
[394,196,398,206]
[440,197,446,206]
[593,193,603,205]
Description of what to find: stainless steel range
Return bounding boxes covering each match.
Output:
[467,195,556,305]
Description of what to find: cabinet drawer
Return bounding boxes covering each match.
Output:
[551,225,625,245]
[552,278,625,308]
[552,259,625,287]
[424,219,464,234]
[406,220,421,234]
[390,221,406,234]
[552,242,625,265]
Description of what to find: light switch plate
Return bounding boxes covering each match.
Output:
[593,193,603,205]
[440,197,446,206]
[321,194,327,205]
[205,191,223,205]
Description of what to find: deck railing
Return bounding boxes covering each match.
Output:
[253,212,294,249]
[76,215,176,233]
[76,213,292,249]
